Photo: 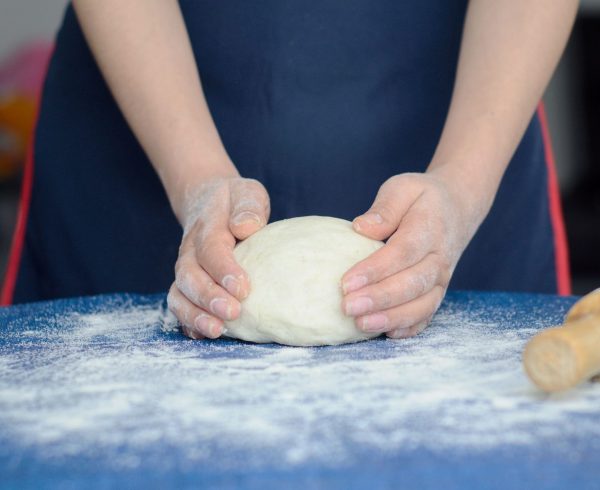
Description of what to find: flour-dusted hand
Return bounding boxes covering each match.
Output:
[333,0,578,339]
[72,1,273,340]
[167,177,270,340]
[341,171,486,339]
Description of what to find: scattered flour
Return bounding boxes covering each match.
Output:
[1,294,599,471]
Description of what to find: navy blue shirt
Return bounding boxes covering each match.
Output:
[12,1,560,302]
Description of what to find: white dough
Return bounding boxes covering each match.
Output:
[224,216,384,346]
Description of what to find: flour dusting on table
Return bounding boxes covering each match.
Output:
[1,293,599,471]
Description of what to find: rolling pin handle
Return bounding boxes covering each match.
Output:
[523,288,600,392]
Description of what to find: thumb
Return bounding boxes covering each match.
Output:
[229,178,271,240]
[353,174,422,241]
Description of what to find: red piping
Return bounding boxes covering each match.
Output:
[0,45,53,306]
[0,87,575,302]
[537,102,571,296]
[1,139,35,305]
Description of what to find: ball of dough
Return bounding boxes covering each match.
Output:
[224,216,384,346]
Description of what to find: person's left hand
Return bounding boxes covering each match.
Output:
[341,170,486,339]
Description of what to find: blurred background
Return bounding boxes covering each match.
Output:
[0,0,599,296]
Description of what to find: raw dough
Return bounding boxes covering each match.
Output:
[224,216,384,346]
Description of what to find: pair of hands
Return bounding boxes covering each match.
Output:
[167,171,479,340]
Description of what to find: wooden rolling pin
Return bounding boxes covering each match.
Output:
[523,288,600,392]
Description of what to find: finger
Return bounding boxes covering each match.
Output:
[386,319,430,340]
[175,250,241,321]
[342,253,445,317]
[342,217,434,294]
[193,223,251,301]
[354,285,445,334]
[184,181,253,300]
[167,283,224,339]
[352,174,423,241]
[229,178,271,240]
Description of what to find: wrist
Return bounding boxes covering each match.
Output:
[163,155,239,224]
[425,162,498,234]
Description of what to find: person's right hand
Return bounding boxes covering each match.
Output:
[167,177,270,340]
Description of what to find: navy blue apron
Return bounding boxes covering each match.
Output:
[11,1,562,303]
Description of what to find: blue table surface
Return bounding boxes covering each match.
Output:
[1,290,599,489]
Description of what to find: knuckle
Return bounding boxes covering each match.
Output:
[383,173,418,191]
[384,174,404,189]
[181,324,193,338]
[198,235,217,253]
[183,214,207,238]
[195,239,211,259]
[389,328,408,339]
[402,236,422,259]
[167,292,191,327]
[402,303,432,329]
[166,288,179,314]
[197,234,230,261]
[363,263,382,283]
[232,191,261,211]
[427,254,452,287]
[368,246,396,276]
[410,320,429,336]
[406,273,428,298]
[438,266,452,287]
[233,179,269,211]
[434,252,452,271]
[396,317,415,331]
[378,290,393,309]
[246,178,268,196]
[175,271,202,305]
[198,246,235,278]
[432,286,446,311]
[175,243,196,273]
[372,202,396,223]
[174,258,184,277]
[174,253,192,277]
[204,279,219,300]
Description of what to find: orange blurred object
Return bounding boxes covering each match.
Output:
[0,95,37,180]
[0,41,53,183]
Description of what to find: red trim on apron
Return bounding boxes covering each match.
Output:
[1,141,35,305]
[0,46,53,305]
[537,102,571,296]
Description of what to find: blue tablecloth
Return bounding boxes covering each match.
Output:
[1,291,599,489]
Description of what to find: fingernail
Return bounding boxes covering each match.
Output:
[344,296,373,316]
[222,274,241,297]
[209,298,233,320]
[186,326,203,340]
[195,314,221,339]
[360,313,389,332]
[387,327,410,339]
[342,275,368,294]
[195,314,212,332]
[362,213,383,225]
[232,211,261,226]
[209,323,223,338]
[413,320,429,335]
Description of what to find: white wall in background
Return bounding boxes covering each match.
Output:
[0,0,68,60]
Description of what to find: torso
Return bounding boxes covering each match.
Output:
[10,1,561,302]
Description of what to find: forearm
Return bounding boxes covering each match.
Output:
[73,0,237,222]
[428,0,578,218]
